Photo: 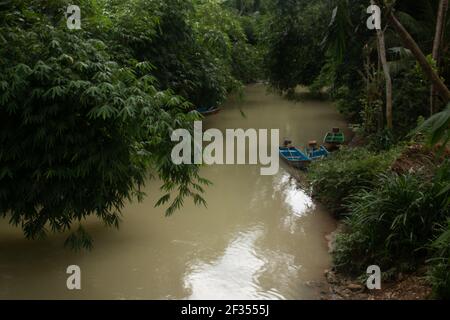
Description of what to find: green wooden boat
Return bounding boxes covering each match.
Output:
[324,129,345,145]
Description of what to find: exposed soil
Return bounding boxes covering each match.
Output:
[321,269,433,300]
[391,143,450,176]
[322,226,432,300]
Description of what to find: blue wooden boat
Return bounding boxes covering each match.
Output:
[305,145,330,161]
[279,147,311,169]
[195,106,221,116]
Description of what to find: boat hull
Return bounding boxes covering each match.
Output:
[306,146,330,161]
[279,147,311,169]
[195,107,221,116]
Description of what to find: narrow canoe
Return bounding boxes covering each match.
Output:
[279,147,311,169]
[195,106,221,116]
[306,146,330,161]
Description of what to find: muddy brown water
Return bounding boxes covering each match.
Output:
[0,84,348,300]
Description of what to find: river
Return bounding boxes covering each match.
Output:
[0,84,348,300]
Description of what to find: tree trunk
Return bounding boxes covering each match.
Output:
[430,0,449,114]
[377,29,393,129]
[372,0,393,129]
[388,11,450,103]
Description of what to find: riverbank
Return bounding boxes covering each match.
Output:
[306,133,450,300]
[322,219,432,300]
[321,268,432,300]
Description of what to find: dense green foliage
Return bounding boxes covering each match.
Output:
[308,147,400,215]
[263,0,329,92]
[0,0,263,248]
[105,0,263,108]
[428,220,450,299]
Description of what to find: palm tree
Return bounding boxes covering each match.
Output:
[417,103,450,149]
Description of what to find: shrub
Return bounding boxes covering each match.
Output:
[429,262,450,299]
[367,129,397,152]
[392,66,429,137]
[333,84,365,121]
[334,161,450,275]
[308,147,400,215]
[428,220,450,299]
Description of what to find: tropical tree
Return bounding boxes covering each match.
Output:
[320,0,450,133]
[0,0,217,249]
[0,0,267,249]
[387,4,450,103]
[264,0,329,93]
[417,103,450,149]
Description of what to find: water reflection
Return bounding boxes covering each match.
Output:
[183,171,323,300]
[184,226,285,300]
[274,173,315,218]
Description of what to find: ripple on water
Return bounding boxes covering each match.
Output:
[184,227,285,300]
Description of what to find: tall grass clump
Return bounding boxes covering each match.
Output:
[308,147,401,215]
[428,220,450,299]
[334,161,450,275]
